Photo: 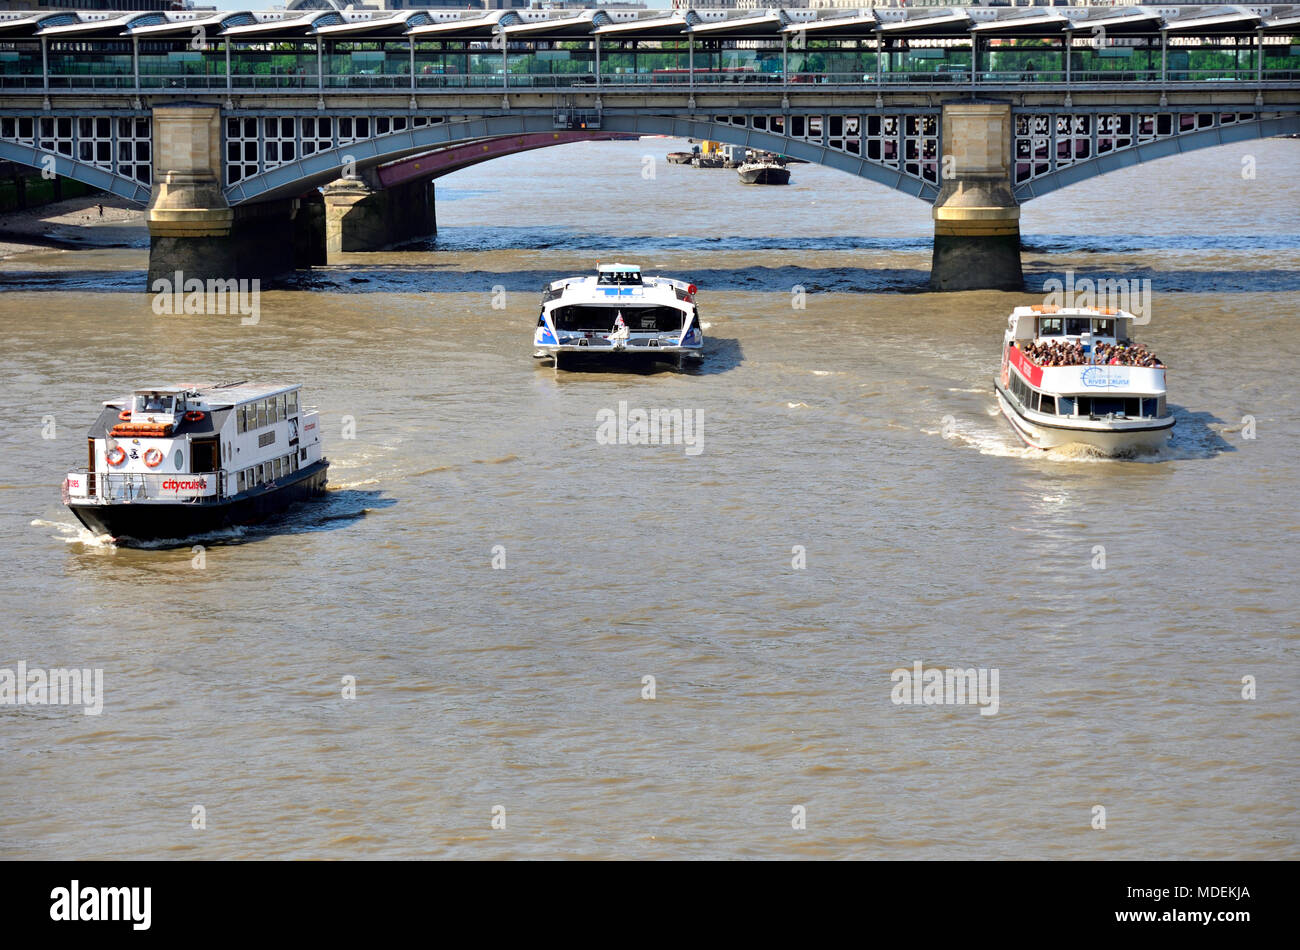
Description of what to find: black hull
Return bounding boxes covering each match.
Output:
[68,461,329,545]
[550,349,699,371]
[738,166,790,185]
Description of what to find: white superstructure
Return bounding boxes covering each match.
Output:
[994,305,1175,454]
[63,381,326,525]
[533,263,704,368]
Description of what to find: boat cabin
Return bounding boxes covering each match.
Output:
[1001,306,1168,423]
[596,263,642,286]
[66,382,324,504]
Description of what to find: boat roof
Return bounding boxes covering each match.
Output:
[1013,305,1137,320]
[109,381,300,406]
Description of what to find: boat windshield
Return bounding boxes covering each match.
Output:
[553,305,683,332]
[134,393,174,413]
[597,270,642,286]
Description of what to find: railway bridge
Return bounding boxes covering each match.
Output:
[1,4,1298,289]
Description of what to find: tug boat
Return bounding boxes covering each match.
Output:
[63,382,328,543]
[533,263,704,369]
[737,155,791,185]
[995,305,1174,454]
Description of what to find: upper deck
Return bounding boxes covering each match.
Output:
[544,264,695,310]
[108,381,300,414]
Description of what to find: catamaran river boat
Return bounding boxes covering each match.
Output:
[533,263,704,369]
[995,305,1174,454]
[63,382,328,543]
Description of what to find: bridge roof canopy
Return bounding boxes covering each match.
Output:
[503,10,609,39]
[125,13,251,38]
[407,12,517,40]
[314,11,435,38]
[0,12,72,37]
[594,13,691,39]
[1162,7,1263,36]
[1,5,1298,44]
[688,11,786,37]
[1062,8,1164,35]
[221,12,343,39]
[37,13,152,38]
[878,10,973,37]
[781,12,878,38]
[1262,9,1300,34]
[970,10,1071,37]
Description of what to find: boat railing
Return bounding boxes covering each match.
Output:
[67,470,225,504]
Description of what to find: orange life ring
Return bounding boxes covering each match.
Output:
[185,410,205,422]
[118,409,131,421]
[143,448,163,468]
[106,446,126,467]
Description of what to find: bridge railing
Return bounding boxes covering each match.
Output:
[7,69,1300,93]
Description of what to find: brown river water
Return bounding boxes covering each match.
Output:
[0,137,1297,859]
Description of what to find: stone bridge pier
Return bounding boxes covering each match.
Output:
[930,102,1023,292]
[146,104,325,285]
[321,170,436,259]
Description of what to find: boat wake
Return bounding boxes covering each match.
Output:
[927,406,1223,463]
[32,518,114,548]
[36,488,391,550]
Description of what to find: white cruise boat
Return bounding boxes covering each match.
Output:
[533,263,704,369]
[63,382,328,543]
[995,305,1175,454]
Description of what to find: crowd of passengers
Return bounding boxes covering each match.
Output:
[1016,339,1164,368]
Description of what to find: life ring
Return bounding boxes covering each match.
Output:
[118,409,131,421]
[143,448,163,468]
[185,410,205,422]
[106,446,126,467]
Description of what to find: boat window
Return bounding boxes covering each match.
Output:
[1141,398,1157,418]
[1038,317,1063,337]
[237,407,245,434]
[1094,319,1114,336]
[1058,396,1076,416]
[1065,318,1090,336]
[275,395,286,422]
[257,401,267,429]
[238,471,246,492]
[553,305,684,333]
[136,393,172,413]
[300,448,307,462]
[286,391,298,416]
[597,270,642,286]
[1037,392,1057,415]
[1091,397,1127,416]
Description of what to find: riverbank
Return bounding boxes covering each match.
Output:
[0,194,145,260]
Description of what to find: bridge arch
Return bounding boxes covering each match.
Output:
[3,106,1296,211]
[224,110,945,205]
[1011,111,1300,201]
[0,140,151,205]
